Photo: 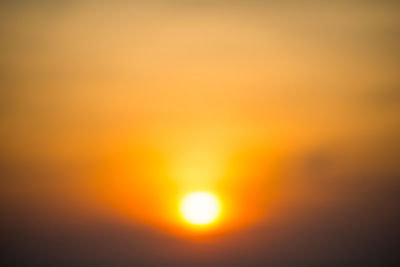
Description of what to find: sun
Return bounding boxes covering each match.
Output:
[180,192,221,225]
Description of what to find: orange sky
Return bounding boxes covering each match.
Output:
[0,1,400,265]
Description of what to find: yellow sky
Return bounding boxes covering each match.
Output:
[0,0,399,239]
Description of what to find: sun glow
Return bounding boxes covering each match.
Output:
[180,192,221,225]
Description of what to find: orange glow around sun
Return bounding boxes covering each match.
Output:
[96,126,279,236]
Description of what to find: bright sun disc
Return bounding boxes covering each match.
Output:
[181,192,220,225]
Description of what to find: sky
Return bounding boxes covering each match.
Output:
[1,0,400,266]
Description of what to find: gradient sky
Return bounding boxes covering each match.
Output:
[1,0,400,266]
